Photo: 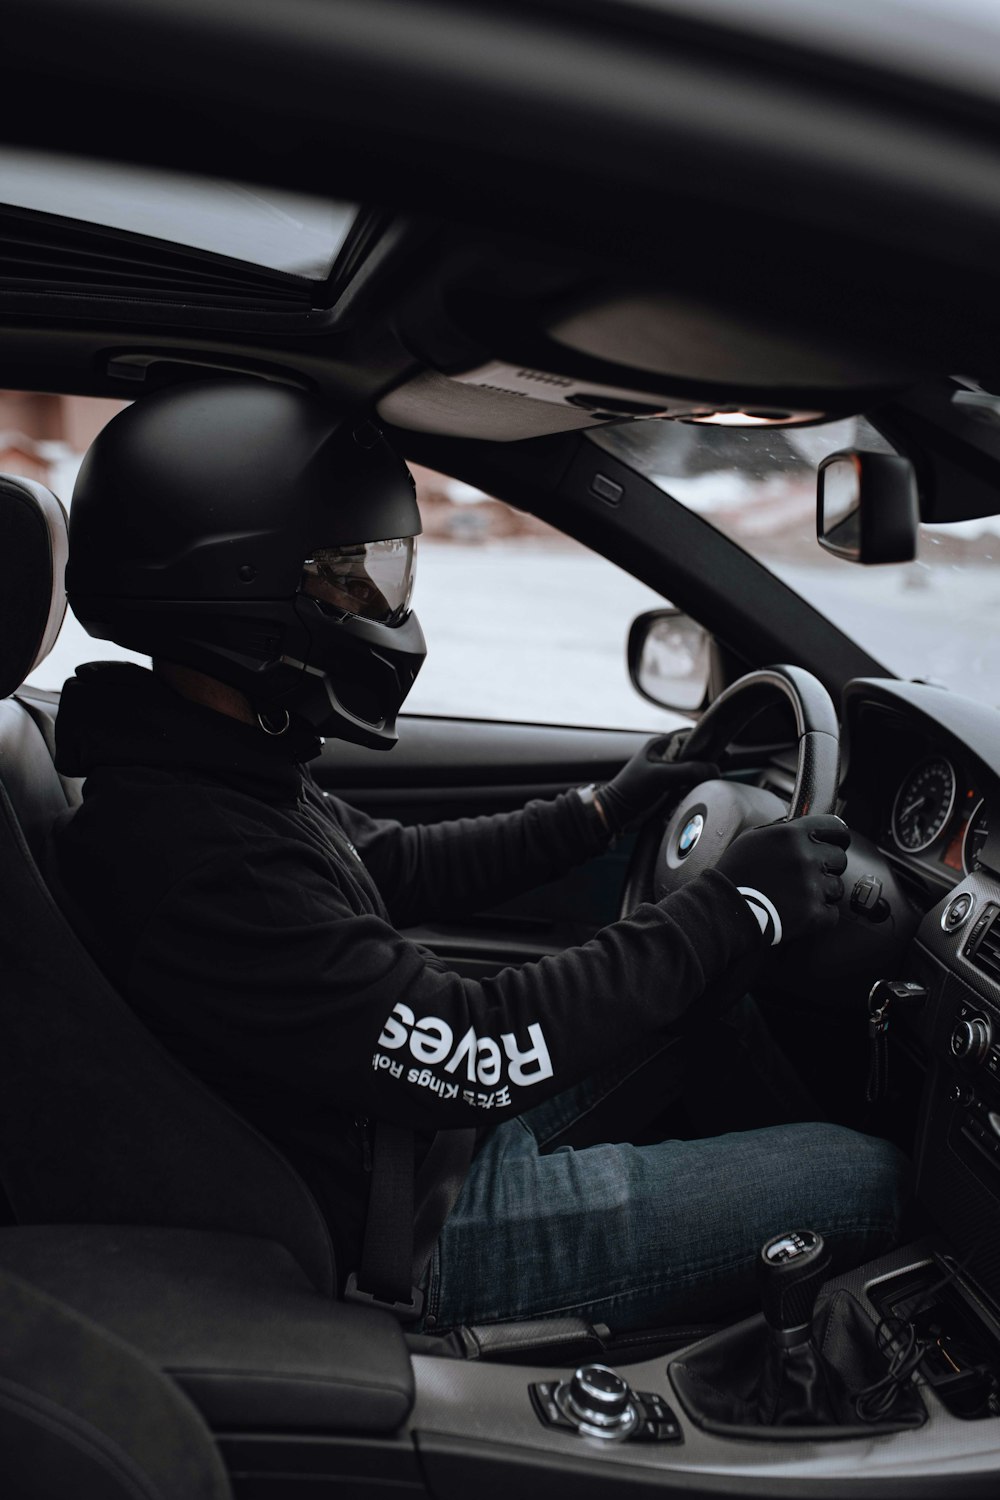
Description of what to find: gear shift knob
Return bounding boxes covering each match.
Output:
[756,1229,832,1344]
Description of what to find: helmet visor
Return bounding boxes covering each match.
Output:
[300,536,416,624]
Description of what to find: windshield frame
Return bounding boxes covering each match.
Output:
[590,414,1000,708]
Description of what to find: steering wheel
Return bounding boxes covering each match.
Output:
[620,665,841,916]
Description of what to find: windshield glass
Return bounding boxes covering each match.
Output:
[593,417,1000,703]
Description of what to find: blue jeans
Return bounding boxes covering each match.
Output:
[421,1025,909,1333]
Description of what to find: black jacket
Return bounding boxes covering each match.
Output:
[52,662,762,1276]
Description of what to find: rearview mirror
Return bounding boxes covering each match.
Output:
[817,449,919,564]
[627,608,710,713]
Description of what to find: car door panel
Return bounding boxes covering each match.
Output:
[313,714,650,975]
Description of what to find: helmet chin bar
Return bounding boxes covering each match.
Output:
[263,604,427,751]
[70,590,426,751]
[282,665,402,751]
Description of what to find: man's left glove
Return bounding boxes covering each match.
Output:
[587,736,719,838]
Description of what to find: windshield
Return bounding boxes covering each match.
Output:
[593,417,1000,703]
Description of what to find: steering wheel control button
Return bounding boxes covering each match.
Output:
[942,892,976,932]
[851,874,881,912]
[850,874,890,921]
[530,1379,680,1444]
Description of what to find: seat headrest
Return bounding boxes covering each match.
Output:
[0,474,68,700]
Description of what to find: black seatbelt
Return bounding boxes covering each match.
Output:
[413,1125,477,1288]
[345,1121,476,1322]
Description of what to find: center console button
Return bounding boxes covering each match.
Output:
[943,893,975,932]
[532,1379,682,1444]
[569,1364,630,1420]
[951,1016,992,1065]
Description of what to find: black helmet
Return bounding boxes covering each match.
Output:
[67,378,425,749]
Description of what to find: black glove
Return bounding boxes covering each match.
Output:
[592,736,719,838]
[716,814,849,948]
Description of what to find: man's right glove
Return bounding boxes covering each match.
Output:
[715,814,849,947]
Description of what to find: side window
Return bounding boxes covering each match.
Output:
[16,405,684,734]
[405,466,687,731]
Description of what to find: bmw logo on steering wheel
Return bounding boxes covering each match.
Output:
[677,812,705,858]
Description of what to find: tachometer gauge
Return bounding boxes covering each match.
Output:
[891,756,957,854]
[963,799,989,873]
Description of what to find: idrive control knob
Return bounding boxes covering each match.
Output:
[554,1364,639,1440]
[951,1016,992,1066]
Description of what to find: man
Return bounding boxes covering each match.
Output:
[51,378,906,1333]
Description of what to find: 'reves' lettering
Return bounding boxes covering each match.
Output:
[377,1002,553,1088]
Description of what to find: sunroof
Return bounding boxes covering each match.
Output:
[0,147,356,282]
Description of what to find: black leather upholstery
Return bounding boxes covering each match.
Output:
[0,770,337,1294]
[0,1226,414,1437]
[669,1290,926,1439]
[0,1259,231,1499]
[0,698,72,868]
[0,475,68,700]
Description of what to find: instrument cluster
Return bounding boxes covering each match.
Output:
[888,752,988,877]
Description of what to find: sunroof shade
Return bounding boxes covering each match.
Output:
[0,147,356,281]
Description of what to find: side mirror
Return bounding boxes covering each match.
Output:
[627,608,711,714]
[817,449,919,565]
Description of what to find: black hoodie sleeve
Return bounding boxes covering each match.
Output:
[316,782,609,927]
[130,833,763,1131]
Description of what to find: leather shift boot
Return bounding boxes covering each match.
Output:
[669,1287,927,1440]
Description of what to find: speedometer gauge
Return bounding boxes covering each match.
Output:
[963,799,989,873]
[891,756,957,854]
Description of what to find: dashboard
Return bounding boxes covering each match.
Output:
[839,678,1000,1308]
[841,679,1000,899]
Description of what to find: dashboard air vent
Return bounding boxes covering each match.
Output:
[966,904,1000,984]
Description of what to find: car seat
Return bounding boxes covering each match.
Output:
[0,473,335,1295]
[0,1259,232,1500]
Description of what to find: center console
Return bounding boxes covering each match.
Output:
[909,871,1000,1305]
